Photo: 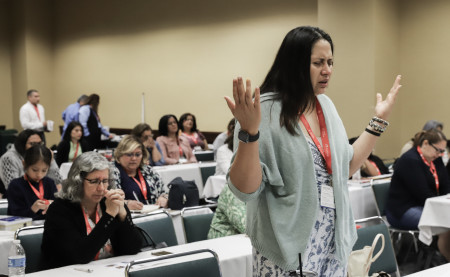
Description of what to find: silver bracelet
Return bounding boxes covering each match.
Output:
[369,120,387,133]
[372,116,389,126]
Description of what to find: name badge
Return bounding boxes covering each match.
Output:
[320,185,335,209]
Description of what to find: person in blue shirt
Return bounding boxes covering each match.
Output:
[78,94,114,150]
[61,94,88,139]
[131,123,165,166]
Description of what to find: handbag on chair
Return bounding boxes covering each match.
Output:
[347,233,385,277]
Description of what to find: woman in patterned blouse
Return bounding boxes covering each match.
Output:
[112,135,168,210]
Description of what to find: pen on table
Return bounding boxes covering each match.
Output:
[133,191,150,205]
[74,268,93,273]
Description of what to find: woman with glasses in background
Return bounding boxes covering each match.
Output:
[156,114,197,165]
[112,135,168,210]
[41,151,142,270]
[386,129,450,261]
[0,129,62,194]
[130,123,165,166]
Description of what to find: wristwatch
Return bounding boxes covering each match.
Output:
[238,130,260,143]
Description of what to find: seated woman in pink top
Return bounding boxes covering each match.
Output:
[178,113,209,150]
[156,114,197,165]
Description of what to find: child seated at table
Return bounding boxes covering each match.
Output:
[7,145,57,220]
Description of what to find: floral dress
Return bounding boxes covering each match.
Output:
[253,138,346,277]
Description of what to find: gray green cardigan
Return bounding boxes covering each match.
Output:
[228,92,357,271]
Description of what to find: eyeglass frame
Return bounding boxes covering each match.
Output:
[430,144,446,154]
[84,178,111,186]
[123,152,143,158]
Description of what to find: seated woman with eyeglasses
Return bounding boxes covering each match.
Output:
[41,151,142,270]
[130,123,165,166]
[156,114,197,165]
[0,129,62,193]
[112,135,168,210]
[386,129,450,260]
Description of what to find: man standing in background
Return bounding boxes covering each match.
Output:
[61,94,88,139]
[19,89,49,144]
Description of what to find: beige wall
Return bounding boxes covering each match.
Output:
[0,0,13,129]
[1,0,450,161]
[50,0,316,144]
[398,0,450,154]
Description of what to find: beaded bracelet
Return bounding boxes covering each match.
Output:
[365,128,381,137]
[372,116,389,127]
[369,120,387,133]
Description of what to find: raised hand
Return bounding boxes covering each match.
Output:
[224,77,261,135]
[374,75,402,120]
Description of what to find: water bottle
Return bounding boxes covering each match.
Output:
[8,239,26,277]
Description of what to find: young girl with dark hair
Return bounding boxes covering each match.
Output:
[7,145,58,220]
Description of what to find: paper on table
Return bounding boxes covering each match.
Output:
[131,204,160,214]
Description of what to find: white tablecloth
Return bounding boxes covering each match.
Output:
[59,162,73,180]
[27,234,252,277]
[347,184,378,220]
[153,162,216,198]
[202,175,227,198]
[418,194,450,245]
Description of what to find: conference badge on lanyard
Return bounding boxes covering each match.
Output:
[300,97,335,209]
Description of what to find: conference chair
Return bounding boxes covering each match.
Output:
[194,151,215,162]
[200,165,216,186]
[371,181,419,261]
[125,248,222,277]
[354,216,400,277]
[14,225,45,274]
[132,210,178,249]
[0,199,7,215]
[181,205,215,243]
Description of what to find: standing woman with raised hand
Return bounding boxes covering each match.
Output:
[225,26,402,276]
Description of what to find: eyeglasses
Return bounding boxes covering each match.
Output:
[431,144,446,154]
[124,152,142,158]
[28,141,44,147]
[142,134,154,140]
[84,178,110,186]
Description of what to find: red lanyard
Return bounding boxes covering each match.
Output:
[24,175,49,205]
[179,146,184,157]
[81,205,100,260]
[73,142,80,159]
[33,105,41,120]
[300,99,332,175]
[131,169,148,200]
[184,132,198,144]
[369,160,381,175]
[417,146,440,192]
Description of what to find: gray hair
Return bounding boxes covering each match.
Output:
[56,151,116,202]
[422,120,443,131]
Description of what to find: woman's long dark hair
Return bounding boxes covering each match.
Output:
[86,94,100,113]
[62,121,83,142]
[260,26,333,135]
[158,114,178,137]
